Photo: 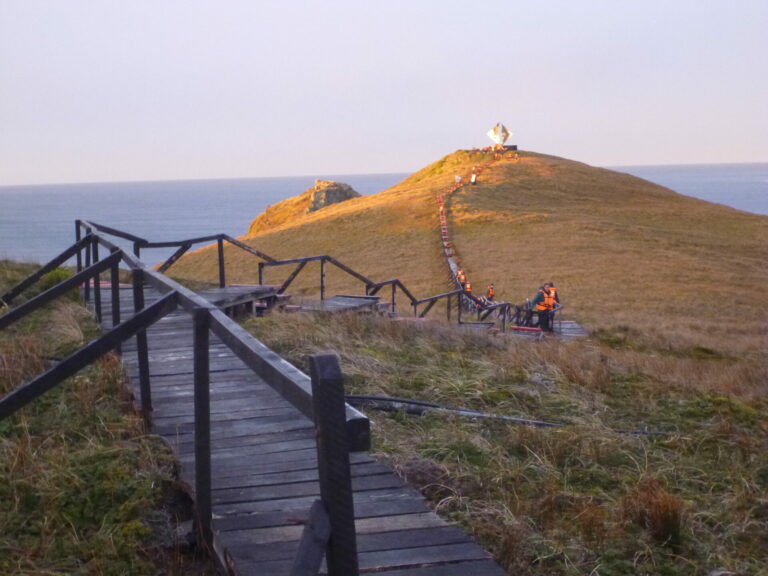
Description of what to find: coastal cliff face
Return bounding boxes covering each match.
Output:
[248,180,360,234]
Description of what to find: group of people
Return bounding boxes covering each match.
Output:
[456,269,561,332]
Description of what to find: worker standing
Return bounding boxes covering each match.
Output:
[486,283,495,301]
[532,283,556,332]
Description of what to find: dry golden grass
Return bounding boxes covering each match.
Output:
[167,150,768,574]
[245,311,768,575]
[171,149,767,359]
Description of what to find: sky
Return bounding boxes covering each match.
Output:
[1,1,767,186]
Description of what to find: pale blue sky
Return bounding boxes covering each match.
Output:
[1,1,766,185]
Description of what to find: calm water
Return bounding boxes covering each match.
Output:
[1,163,766,267]
[614,162,768,216]
[0,174,408,266]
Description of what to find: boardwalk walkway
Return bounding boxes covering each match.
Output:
[101,285,505,575]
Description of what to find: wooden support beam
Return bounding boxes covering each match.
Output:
[291,500,331,576]
[309,354,359,576]
[132,269,152,421]
[193,307,213,551]
[0,292,178,421]
[0,251,121,331]
[1,235,92,305]
[217,238,226,288]
[157,243,192,274]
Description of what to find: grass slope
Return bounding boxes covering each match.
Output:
[167,150,768,574]
[0,262,214,575]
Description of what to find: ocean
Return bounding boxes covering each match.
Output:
[1,163,766,267]
[0,173,408,266]
[614,162,768,216]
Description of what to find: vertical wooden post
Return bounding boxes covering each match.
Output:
[93,241,102,323]
[75,221,82,273]
[457,295,462,324]
[83,236,92,303]
[320,259,326,301]
[502,304,508,333]
[133,241,141,258]
[309,354,359,576]
[110,249,121,329]
[217,238,226,288]
[391,283,396,315]
[258,262,264,286]
[447,295,451,322]
[193,307,213,551]
[132,269,152,422]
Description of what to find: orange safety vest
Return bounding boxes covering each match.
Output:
[487,285,495,299]
[535,288,555,311]
[465,282,472,293]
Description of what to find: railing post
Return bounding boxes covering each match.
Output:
[391,283,396,315]
[502,304,508,333]
[110,249,121,329]
[75,221,82,274]
[309,354,359,576]
[258,262,264,286]
[193,307,213,552]
[447,294,451,322]
[83,235,92,303]
[133,241,141,259]
[320,259,326,301]
[132,270,152,422]
[93,241,102,322]
[217,237,226,288]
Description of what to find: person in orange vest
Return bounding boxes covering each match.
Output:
[465,281,472,294]
[548,282,560,307]
[456,269,466,287]
[486,283,495,301]
[533,283,556,332]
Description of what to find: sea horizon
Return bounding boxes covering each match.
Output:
[3,161,767,190]
[1,162,766,267]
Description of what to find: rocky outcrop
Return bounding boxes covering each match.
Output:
[308,180,360,212]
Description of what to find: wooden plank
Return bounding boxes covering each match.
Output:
[212,486,426,517]
[229,526,470,564]
[212,473,403,507]
[363,560,506,575]
[214,496,430,533]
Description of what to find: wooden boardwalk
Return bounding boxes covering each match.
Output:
[101,285,506,575]
[293,295,384,314]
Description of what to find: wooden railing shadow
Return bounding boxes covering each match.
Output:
[0,225,368,576]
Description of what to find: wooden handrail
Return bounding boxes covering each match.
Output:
[0,250,122,331]
[0,292,179,420]
[1,235,93,305]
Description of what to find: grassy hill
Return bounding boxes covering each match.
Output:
[171,149,767,359]
[168,150,768,574]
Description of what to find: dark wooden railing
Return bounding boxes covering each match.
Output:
[0,224,367,575]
